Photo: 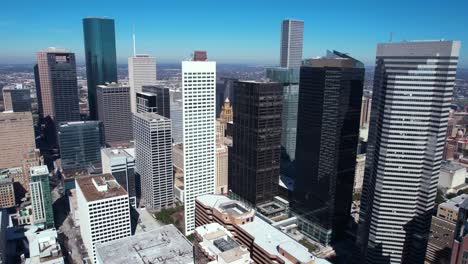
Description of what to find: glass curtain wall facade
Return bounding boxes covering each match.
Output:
[83,17,117,120]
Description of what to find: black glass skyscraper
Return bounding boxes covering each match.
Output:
[229,81,283,205]
[142,85,170,118]
[292,51,364,245]
[83,17,117,120]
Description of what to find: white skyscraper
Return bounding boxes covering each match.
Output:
[128,54,157,112]
[76,174,131,264]
[357,41,461,264]
[280,19,304,68]
[133,112,174,209]
[182,52,216,235]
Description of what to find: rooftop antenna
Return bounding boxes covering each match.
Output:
[132,25,136,57]
[389,32,393,43]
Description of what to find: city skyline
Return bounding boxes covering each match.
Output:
[1,0,467,66]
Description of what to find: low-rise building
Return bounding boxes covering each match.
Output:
[194,222,252,264]
[24,228,64,264]
[0,177,15,208]
[437,194,468,222]
[95,224,193,264]
[439,161,467,190]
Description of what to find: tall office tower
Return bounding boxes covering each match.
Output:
[96,83,133,145]
[0,112,35,168]
[58,121,104,171]
[136,91,157,113]
[182,53,216,234]
[101,148,137,207]
[357,41,461,264]
[142,86,170,118]
[360,94,372,128]
[292,51,364,245]
[35,48,80,123]
[76,174,131,263]
[216,144,228,195]
[171,97,184,144]
[2,86,32,112]
[133,112,173,209]
[219,98,233,125]
[451,199,468,264]
[280,19,304,68]
[30,166,54,229]
[83,17,118,120]
[230,81,283,205]
[34,64,43,115]
[128,55,157,112]
[266,67,300,172]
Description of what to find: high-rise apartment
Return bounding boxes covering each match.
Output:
[83,17,118,120]
[2,86,32,112]
[230,81,283,206]
[133,112,173,209]
[76,174,131,263]
[0,112,35,168]
[280,19,304,68]
[101,148,137,207]
[96,83,133,145]
[141,86,170,118]
[182,53,216,234]
[292,51,364,245]
[128,54,157,112]
[35,48,80,123]
[58,121,104,171]
[357,41,461,264]
[30,166,54,229]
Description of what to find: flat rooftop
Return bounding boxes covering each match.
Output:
[30,165,49,177]
[76,174,128,202]
[95,224,193,264]
[101,148,135,160]
[439,194,468,211]
[442,161,466,172]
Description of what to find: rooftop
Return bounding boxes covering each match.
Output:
[439,194,468,211]
[75,174,128,202]
[25,228,64,264]
[134,111,169,122]
[102,147,135,160]
[30,165,49,177]
[95,224,193,264]
[442,161,466,172]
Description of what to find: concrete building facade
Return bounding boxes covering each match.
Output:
[0,112,35,169]
[128,54,157,113]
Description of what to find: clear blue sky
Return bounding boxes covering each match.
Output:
[1,0,467,67]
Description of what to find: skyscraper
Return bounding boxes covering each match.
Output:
[2,86,32,112]
[128,54,157,112]
[58,121,104,171]
[360,94,372,128]
[96,83,133,145]
[30,165,54,229]
[0,112,36,168]
[133,112,173,209]
[230,81,283,205]
[83,17,118,120]
[292,51,364,245]
[142,85,170,118]
[357,41,461,264]
[182,53,216,234]
[280,19,304,68]
[35,48,80,123]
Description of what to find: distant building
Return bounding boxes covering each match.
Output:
[2,86,31,112]
[76,174,131,264]
[35,48,80,123]
[360,95,372,128]
[83,17,118,120]
[230,81,283,206]
[96,83,133,145]
[219,98,233,126]
[128,54,157,112]
[133,112,173,209]
[438,161,467,190]
[24,228,64,264]
[194,222,252,264]
[101,148,137,207]
[280,19,304,68]
[30,166,54,229]
[0,112,35,168]
[182,55,216,234]
[95,224,193,264]
[450,199,468,264]
[216,144,228,195]
[353,155,366,194]
[171,96,184,144]
[0,177,15,208]
[58,121,104,171]
[195,194,330,264]
[293,51,364,245]
[142,85,170,118]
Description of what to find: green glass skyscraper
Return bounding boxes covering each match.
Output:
[83,17,118,120]
[30,166,55,229]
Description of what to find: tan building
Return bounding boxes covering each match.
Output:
[437,194,468,222]
[360,95,372,128]
[20,149,43,193]
[219,98,233,125]
[353,154,366,193]
[0,177,15,208]
[0,112,35,169]
[216,144,228,195]
[195,194,330,264]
